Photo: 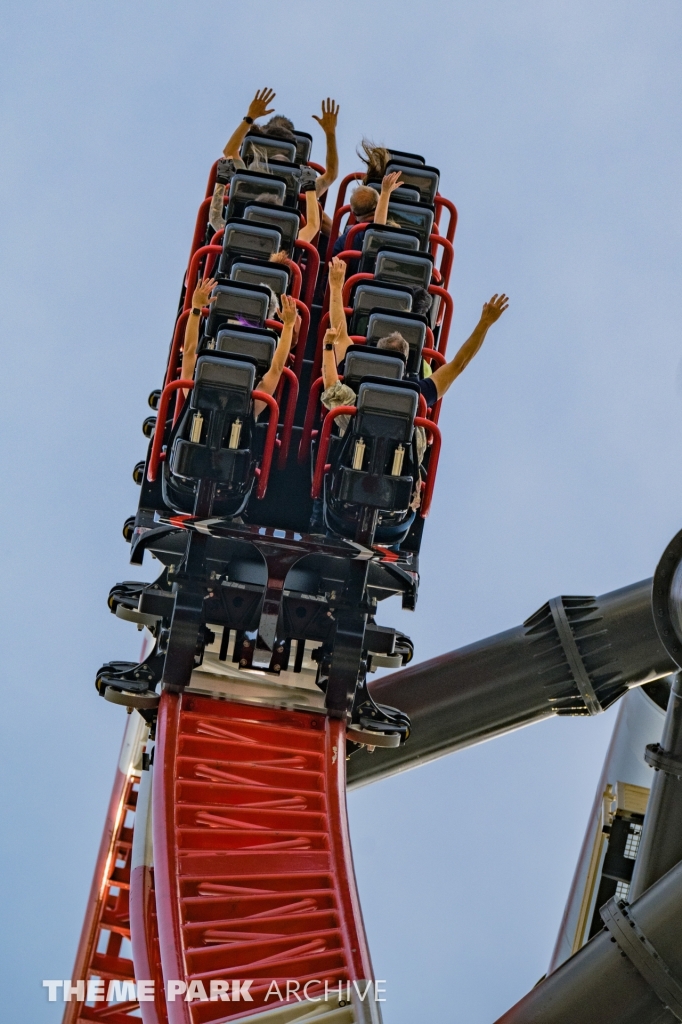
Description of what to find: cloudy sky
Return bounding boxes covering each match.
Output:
[1,1,681,1021]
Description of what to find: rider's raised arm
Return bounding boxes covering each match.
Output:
[430,294,509,399]
[311,98,340,198]
[223,87,276,158]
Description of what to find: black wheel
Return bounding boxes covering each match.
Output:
[142,415,156,438]
[148,389,161,410]
[132,461,145,485]
[122,516,136,543]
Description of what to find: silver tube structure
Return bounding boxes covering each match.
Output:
[348,579,674,789]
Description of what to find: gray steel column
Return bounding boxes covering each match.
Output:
[495,856,682,1024]
[348,579,674,788]
[630,674,682,900]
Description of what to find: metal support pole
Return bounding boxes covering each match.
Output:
[630,673,682,900]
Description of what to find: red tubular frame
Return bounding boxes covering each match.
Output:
[188,198,212,267]
[312,411,441,514]
[429,233,455,288]
[422,346,446,368]
[148,381,195,483]
[165,312,191,388]
[311,406,357,499]
[252,390,278,498]
[147,382,278,499]
[428,285,454,353]
[294,238,320,308]
[291,299,310,380]
[327,204,351,258]
[275,367,298,469]
[434,195,458,244]
[298,376,326,463]
[340,273,375,307]
[414,416,441,516]
[183,246,222,311]
[205,161,219,199]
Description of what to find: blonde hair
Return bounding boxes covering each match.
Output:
[357,138,391,183]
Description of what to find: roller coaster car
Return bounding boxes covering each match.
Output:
[162,355,261,517]
[322,378,421,549]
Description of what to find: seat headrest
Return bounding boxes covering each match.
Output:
[352,282,413,312]
[215,329,276,375]
[221,220,282,262]
[366,312,427,375]
[387,149,426,167]
[241,134,298,166]
[374,249,434,292]
[357,381,418,416]
[292,131,313,165]
[192,355,255,393]
[343,349,405,388]
[243,202,300,253]
[229,260,289,298]
[367,181,421,204]
[385,200,435,250]
[228,172,288,206]
[206,282,272,335]
[361,225,421,256]
[385,162,440,204]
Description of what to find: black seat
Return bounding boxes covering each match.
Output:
[374,249,434,291]
[229,260,289,300]
[342,348,404,392]
[367,181,421,205]
[386,200,435,250]
[292,132,313,165]
[205,282,273,337]
[164,356,258,517]
[325,382,420,544]
[213,326,276,377]
[348,282,412,336]
[387,149,425,167]
[263,160,302,208]
[243,202,300,255]
[225,171,288,220]
[366,310,428,375]
[358,225,420,273]
[385,162,440,205]
[241,134,298,166]
[217,220,282,277]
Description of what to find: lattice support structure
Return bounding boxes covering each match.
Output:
[63,714,148,1024]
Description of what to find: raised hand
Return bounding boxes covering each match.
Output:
[312,98,339,135]
[192,277,217,309]
[323,327,340,346]
[280,293,298,327]
[380,170,403,195]
[480,294,509,326]
[247,88,276,122]
[328,256,347,289]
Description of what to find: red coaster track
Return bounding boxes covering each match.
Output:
[152,692,374,1022]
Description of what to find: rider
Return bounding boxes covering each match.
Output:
[181,277,299,418]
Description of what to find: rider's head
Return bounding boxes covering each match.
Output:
[376,332,409,360]
[349,186,378,220]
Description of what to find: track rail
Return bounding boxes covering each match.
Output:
[152,691,375,1023]
[64,715,148,1024]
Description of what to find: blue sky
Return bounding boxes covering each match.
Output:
[1,1,681,1021]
